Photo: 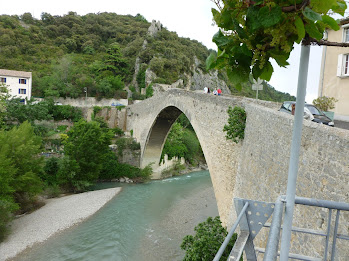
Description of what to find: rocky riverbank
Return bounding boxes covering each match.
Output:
[0,187,122,261]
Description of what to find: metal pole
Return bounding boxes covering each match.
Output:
[279,44,310,260]
[213,202,249,261]
[264,196,284,261]
[256,88,259,100]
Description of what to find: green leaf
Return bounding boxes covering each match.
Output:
[246,6,262,31]
[332,1,347,16]
[259,61,274,81]
[211,8,221,25]
[212,30,230,48]
[311,0,337,13]
[270,53,290,67]
[258,6,282,28]
[294,16,305,43]
[206,52,217,70]
[322,15,340,31]
[232,19,247,39]
[305,22,323,40]
[252,63,263,79]
[227,66,249,89]
[220,9,234,29]
[303,7,322,22]
[241,44,252,57]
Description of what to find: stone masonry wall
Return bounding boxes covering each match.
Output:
[234,103,349,259]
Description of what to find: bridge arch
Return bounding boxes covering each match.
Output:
[126,89,244,225]
[141,106,183,171]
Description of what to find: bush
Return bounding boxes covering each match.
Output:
[131,92,146,100]
[312,96,338,112]
[51,104,83,122]
[42,157,60,186]
[181,216,238,261]
[223,106,246,143]
[146,83,154,98]
[0,199,19,242]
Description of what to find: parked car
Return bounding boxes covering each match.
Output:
[279,101,334,126]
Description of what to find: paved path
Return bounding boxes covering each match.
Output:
[0,187,122,261]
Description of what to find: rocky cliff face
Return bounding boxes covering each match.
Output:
[131,20,231,96]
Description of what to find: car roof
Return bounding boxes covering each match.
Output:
[283,101,313,106]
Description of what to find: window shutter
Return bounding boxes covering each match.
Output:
[19,79,20,84]
[19,89,20,94]
[337,54,343,76]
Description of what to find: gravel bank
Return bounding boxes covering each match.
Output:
[0,187,122,261]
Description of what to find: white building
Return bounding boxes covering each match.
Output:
[0,69,32,104]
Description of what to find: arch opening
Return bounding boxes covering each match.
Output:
[141,106,205,179]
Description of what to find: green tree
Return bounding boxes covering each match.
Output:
[161,122,188,160]
[0,83,10,128]
[181,216,238,261]
[62,119,113,191]
[207,0,347,90]
[0,121,43,237]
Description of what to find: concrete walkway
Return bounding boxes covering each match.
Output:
[0,187,122,261]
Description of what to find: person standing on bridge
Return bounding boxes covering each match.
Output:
[213,88,218,95]
[217,88,222,96]
[204,87,208,93]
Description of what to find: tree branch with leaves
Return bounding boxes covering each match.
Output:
[207,0,347,90]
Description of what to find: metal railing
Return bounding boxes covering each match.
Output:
[213,196,349,261]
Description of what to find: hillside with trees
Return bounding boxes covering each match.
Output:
[0,11,295,101]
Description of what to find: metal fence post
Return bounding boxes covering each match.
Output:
[279,44,310,260]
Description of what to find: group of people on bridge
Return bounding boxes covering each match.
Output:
[203,87,222,95]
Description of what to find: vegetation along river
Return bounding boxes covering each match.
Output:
[14,170,218,261]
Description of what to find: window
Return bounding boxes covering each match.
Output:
[344,28,349,43]
[19,89,26,94]
[337,54,349,77]
[19,79,27,84]
[0,77,6,83]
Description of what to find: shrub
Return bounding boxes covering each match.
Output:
[146,83,154,98]
[131,92,146,100]
[93,106,102,116]
[312,96,338,112]
[115,90,128,99]
[181,216,238,261]
[223,106,246,143]
[0,199,19,242]
[42,157,60,186]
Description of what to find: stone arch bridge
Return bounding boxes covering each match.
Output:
[125,89,349,228]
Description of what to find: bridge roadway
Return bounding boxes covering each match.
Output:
[125,88,349,258]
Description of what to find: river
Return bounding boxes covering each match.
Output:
[14,170,218,261]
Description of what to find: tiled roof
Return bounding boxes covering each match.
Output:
[0,69,32,78]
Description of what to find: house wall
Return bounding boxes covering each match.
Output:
[0,69,32,104]
[319,28,349,121]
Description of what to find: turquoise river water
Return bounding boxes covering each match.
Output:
[15,170,218,261]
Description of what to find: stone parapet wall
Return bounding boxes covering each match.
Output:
[234,102,349,259]
[55,97,128,107]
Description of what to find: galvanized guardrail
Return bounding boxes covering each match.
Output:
[213,196,349,261]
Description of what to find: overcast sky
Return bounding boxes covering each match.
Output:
[2,0,324,103]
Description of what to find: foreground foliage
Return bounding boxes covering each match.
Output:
[181,216,238,261]
[0,122,43,241]
[207,0,347,89]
